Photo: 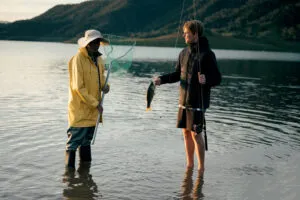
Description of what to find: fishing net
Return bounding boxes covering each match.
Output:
[100,34,136,73]
[92,34,136,144]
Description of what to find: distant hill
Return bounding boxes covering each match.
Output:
[0,0,299,51]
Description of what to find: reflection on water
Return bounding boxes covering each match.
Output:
[0,41,300,200]
[180,168,204,200]
[63,163,100,200]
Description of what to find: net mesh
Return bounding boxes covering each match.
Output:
[100,34,136,73]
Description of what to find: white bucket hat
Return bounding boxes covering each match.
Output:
[77,29,109,47]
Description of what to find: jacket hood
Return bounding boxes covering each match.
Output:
[198,36,210,51]
[189,36,210,53]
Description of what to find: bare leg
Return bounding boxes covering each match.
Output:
[182,129,195,168]
[192,131,205,175]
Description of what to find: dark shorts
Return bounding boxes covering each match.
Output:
[66,126,95,151]
[177,108,205,134]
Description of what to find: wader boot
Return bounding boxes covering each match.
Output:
[65,150,76,169]
[79,145,92,162]
[77,161,91,178]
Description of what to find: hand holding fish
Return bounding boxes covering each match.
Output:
[198,72,206,84]
[153,77,161,86]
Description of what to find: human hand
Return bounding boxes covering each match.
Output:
[102,85,110,94]
[198,73,206,84]
[97,104,103,114]
[153,77,161,86]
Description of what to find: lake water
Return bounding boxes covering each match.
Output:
[0,40,300,200]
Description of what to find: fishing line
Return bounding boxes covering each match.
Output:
[174,0,186,50]
[165,0,186,81]
[153,0,186,108]
[193,0,197,19]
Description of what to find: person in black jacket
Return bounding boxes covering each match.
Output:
[154,20,221,176]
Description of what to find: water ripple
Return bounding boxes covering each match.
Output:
[0,42,300,200]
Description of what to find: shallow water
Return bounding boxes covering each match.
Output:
[0,40,300,199]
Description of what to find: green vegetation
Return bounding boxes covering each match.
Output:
[0,0,299,52]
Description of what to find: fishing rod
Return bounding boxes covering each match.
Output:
[173,0,208,150]
[92,42,136,145]
[193,0,208,151]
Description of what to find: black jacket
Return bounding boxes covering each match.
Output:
[160,36,221,109]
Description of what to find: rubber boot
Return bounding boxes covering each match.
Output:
[77,161,91,178]
[79,145,92,162]
[65,150,76,169]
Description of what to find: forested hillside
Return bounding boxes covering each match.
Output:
[0,0,299,51]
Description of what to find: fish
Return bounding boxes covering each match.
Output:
[146,81,156,111]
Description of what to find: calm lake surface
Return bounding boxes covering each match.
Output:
[0,40,300,200]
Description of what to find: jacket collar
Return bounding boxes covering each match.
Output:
[79,47,102,58]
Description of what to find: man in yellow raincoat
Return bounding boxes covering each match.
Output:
[66,29,110,169]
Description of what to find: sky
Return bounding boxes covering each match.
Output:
[0,0,86,22]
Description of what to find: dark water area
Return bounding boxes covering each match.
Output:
[130,59,300,149]
[0,41,300,199]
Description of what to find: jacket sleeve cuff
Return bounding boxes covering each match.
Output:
[159,75,168,84]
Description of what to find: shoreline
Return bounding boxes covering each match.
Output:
[1,36,300,53]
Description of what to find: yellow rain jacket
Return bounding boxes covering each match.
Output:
[68,48,106,127]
